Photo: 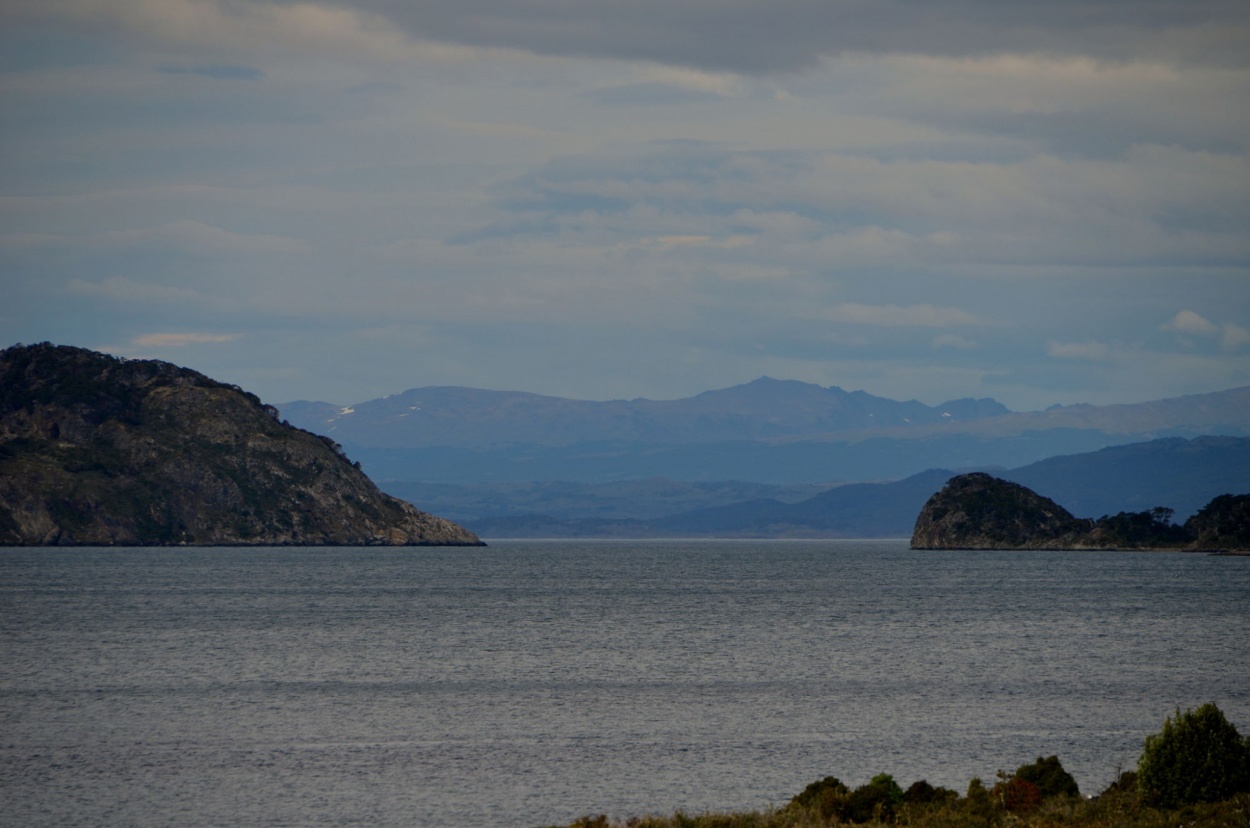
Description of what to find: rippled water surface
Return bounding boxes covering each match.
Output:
[2,541,1248,826]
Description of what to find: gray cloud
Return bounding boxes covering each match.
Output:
[481,140,1250,270]
[356,0,1250,72]
[157,64,265,80]
[584,82,724,106]
[2,0,1247,411]
[8,1,1248,72]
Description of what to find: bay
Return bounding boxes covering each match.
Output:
[1,540,1247,827]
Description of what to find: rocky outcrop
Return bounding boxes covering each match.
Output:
[911,473,1094,549]
[0,343,483,546]
[911,472,1249,551]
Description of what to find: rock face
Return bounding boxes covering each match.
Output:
[0,343,483,546]
[911,472,1250,551]
[911,472,1094,549]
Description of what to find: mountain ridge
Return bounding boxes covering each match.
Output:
[279,379,1250,450]
[278,377,1012,449]
[277,381,1250,486]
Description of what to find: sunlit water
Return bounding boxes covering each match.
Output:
[2,540,1247,827]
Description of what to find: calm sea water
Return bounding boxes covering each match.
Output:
[2,540,1247,827]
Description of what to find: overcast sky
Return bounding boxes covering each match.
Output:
[2,1,1248,410]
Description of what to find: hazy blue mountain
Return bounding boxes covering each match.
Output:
[277,377,1010,448]
[278,382,1250,486]
[338,429,1163,485]
[1003,435,1250,520]
[275,399,342,428]
[652,468,958,537]
[434,436,1250,538]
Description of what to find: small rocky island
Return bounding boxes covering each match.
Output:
[0,343,483,546]
[912,472,1249,551]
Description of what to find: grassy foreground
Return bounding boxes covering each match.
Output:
[551,788,1250,828]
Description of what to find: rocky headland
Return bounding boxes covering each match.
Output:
[0,343,483,546]
[911,472,1249,551]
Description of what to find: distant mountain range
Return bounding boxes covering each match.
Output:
[278,380,1250,485]
[423,436,1250,538]
[278,377,1010,448]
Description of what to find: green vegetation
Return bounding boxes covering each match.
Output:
[1185,496,1250,551]
[1011,755,1080,800]
[1138,703,1250,808]
[554,793,1250,827]
[1090,508,1192,548]
[549,706,1250,828]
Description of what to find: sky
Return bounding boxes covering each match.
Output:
[2,1,1248,412]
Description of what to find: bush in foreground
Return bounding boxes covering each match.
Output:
[553,705,1250,827]
[1009,754,1080,799]
[556,792,1250,827]
[1137,702,1250,807]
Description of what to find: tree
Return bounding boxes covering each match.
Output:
[844,773,905,823]
[1185,494,1250,550]
[790,775,848,820]
[1012,755,1080,799]
[1137,703,1250,807]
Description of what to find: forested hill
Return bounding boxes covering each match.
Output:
[911,473,1249,551]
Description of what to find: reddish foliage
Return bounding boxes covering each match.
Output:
[1000,777,1043,813]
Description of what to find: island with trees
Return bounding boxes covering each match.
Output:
[910,472,1250,552]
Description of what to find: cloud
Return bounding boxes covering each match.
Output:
[488,140,1250,270]
[822,303,979,328]
[2,1,1247,413]
[106,221,312,255]
[1223,324,1250,351]
[342,1,1250,73]
[1161,310,1250,351]
[841,53,1250,157]
[157,64,264,80]
[1047,340,1111,360]
[1,0,513,63]
[585,82,723,106]
[7,1,1247,73]
[36,221,312,256]
[1163,309,1219,335]
[933,334,976,351]
[66,277,208,305]
[132,332,239,347]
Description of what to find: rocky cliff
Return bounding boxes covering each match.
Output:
[911,472,1249,551]
[0,343,483,546]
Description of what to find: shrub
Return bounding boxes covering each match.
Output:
[1012,755,1080,798]
[1101,769,1138,796]
[997,777,1042,812]
[962,777,998,825]
[1137,703,1250,807]
[902,779,958,805]
[789,775,848,819]
[843,774,904,823]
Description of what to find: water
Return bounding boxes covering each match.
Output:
[2,540,1247,827]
